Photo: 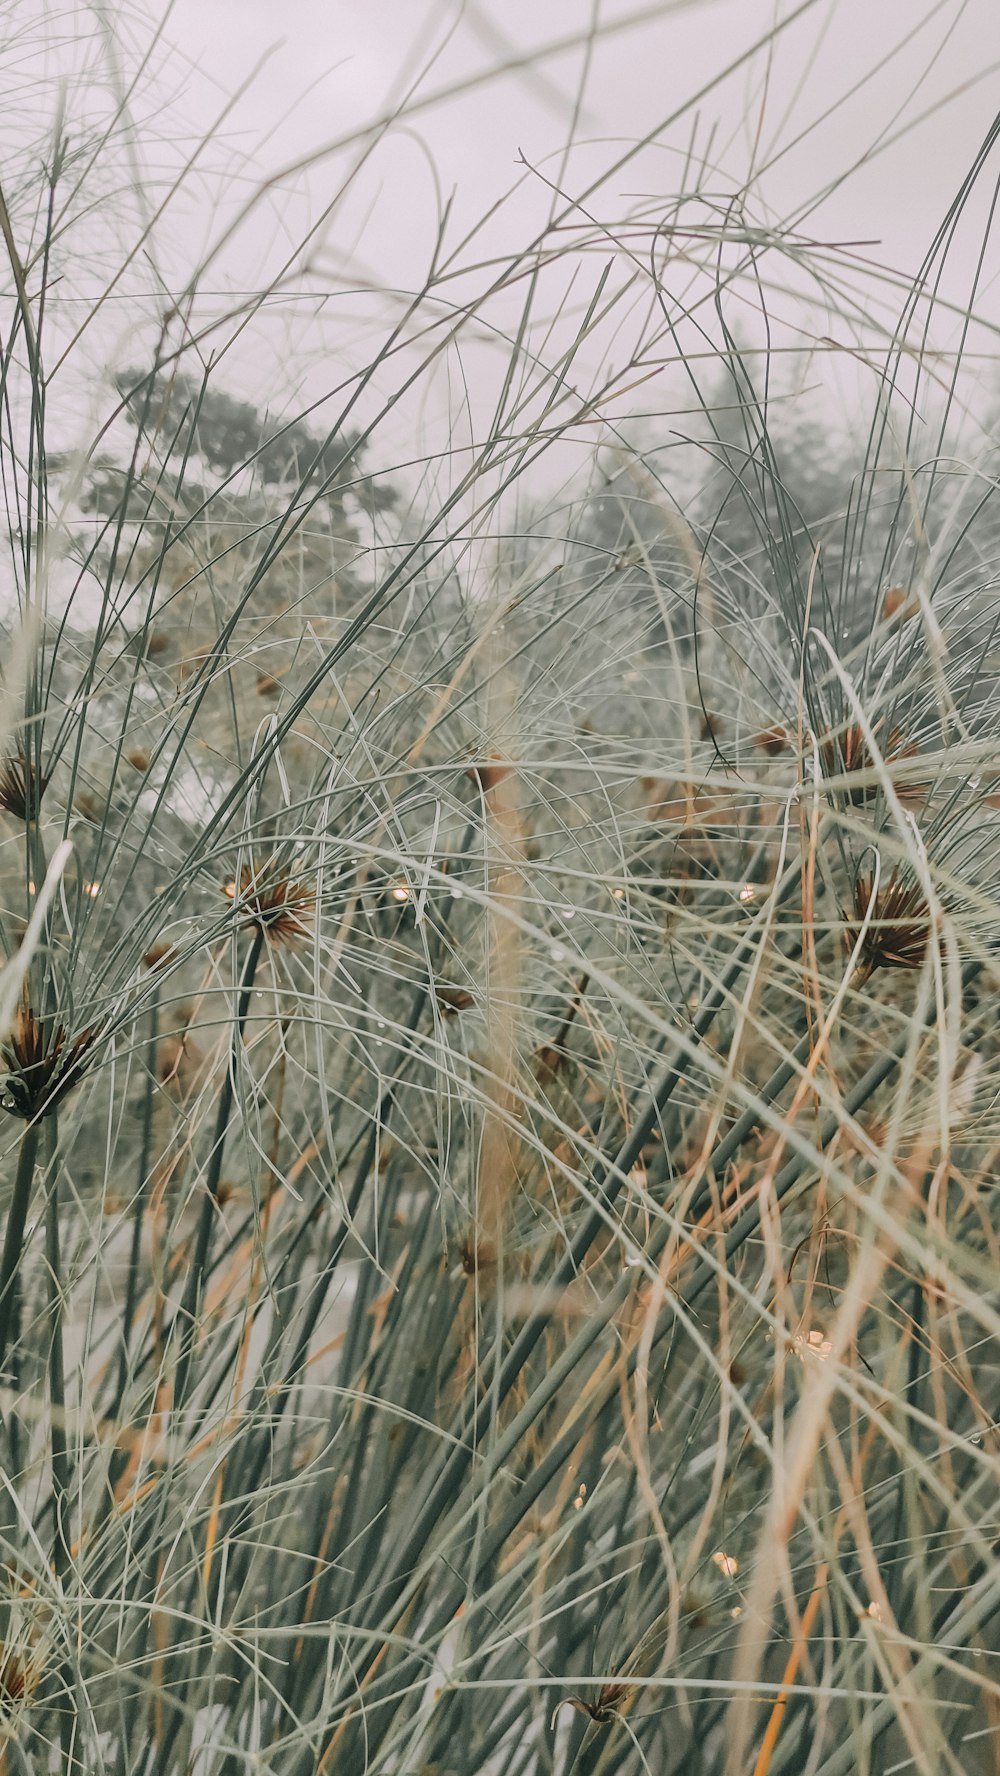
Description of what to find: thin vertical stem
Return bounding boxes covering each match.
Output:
[43,1115,79,1771]
[44,1120,69,1577]
[171,923,266,1416]
[0,1120,41,1374]
[113,992,160,1414]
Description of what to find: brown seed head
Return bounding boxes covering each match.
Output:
[223,858,314,945]
[127,748,150,773]
[0,754,49,822]
[845,872,932,978]
[0,986,103,1120]
[561,1682,635,1727]
[157,1033,206,1094]
[883,586,918,622]
[459,1234,496,1278]
[821,722,915,806]
[0,1643,40,1714]
[436,987,474,1014]
[142,942,177,972]
[754,724,789,757]
[466,756,511,793]
[255,671,281,697]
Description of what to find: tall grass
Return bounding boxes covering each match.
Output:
[1,4,1000,1772]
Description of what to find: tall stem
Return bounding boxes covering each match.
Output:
[43,1116,79,1770]
[171,923,266,1416]
[113,993,160,1415]
[44,1119,69,1577]
[0,1120,41,1374]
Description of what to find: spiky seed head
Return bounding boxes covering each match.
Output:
[223,858,314,945]
[561,1682,635,1726]
[821,722,914,806]
[845,872,931,978]
[0,754,49,823]
[0,986,103,1120]
[0,1642,40,1715]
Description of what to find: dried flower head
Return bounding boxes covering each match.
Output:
[755,724,789,757]
[0,753,49,822]
[74,790,104,822]
[560,1682,635,1727]
[466,755,512,794]
[127,747,150,773]
[459,1234,496,1278]
[845,872,932,978]
[883,586,918,622]
[142,942,177,972]
[0,1642,41,1715]
[0,986,103,1120]
[157,1031,207,1095]
[436,986,474,1014]
[223,857,314,945]
[821,721,915,806]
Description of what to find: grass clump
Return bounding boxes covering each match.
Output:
[0,5,998,1774]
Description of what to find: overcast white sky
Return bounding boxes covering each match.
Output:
[15,0,1000,482]
[154,0,1000,287]
[127,3,999,435]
